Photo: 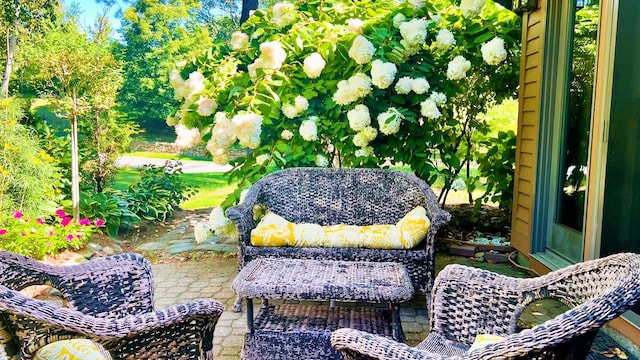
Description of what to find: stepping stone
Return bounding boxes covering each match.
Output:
[136,242,166,251]
[77,247,95,259]
[200,236,221,244]
[168,239,196,245]
[102,246,115,255]
[194,243,237,253]
[166,242,196,254]
[87,243,103,251]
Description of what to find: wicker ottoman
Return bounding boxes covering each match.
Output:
[232,258,414,360]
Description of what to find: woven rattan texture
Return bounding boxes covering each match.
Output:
[233,259,414,302]
[0,251,224,360]
[226,167,450,297]
[331,252,640,360]
[243,303,397,360]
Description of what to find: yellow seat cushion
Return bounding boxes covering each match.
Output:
[467,334,505,352]
[251,206,430,249]
[35,339,111,360]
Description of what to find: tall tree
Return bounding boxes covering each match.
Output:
[20,21,123,219]
[0,0,56,97]
[118,0,212,137]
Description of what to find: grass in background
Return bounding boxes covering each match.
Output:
[112,169,236,210]
[125,151,209,161]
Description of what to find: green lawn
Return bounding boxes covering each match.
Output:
[125,151,209,161]
[112,170,236,210]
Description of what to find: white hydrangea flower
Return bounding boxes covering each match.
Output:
[362,126,378,141]
[303,52,326,78]
[248,58,264,78]
[208,206,230,231]
[420,99,442,119]
[231,31,249,50]
[170,69,187,100]
[399,18,428,47]
[347,18,364,34]
[272,2,296,27]
[260,41,287,70]
[332,73,372,105]
[481,37,508,65]
[410,0,426,8]
[377,108,402,135]
[197,98,217,116]
[460,0,485,18]
[185,71,205,98]
[355,146,374,158]
[435,28,456,50]
[281,129,294,140]
[282,104,298,119]
[395,76,414,95]
[352,132,370,147]
[166,116,178,126]
[451,177,467,191]
[315,154,329,167]
[371,59,398,89]
[429,91,447,105]
[231,112,263,149]
[347,104,371,131]
[256,154,270,166]
[194,221,213,243]
[211,112,237,148]
[348,35,375,65]
[299,117,318,141]
[393,13,406,28]
[175,124,202,148]
[447,55,471,80]
[294,96,309,112]
[431,14,442,23]
[411,78,430,94]
[207,145,229,165]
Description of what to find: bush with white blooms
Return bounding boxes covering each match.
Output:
[169,0,521,210]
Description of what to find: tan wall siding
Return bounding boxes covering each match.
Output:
[511,2,546,254]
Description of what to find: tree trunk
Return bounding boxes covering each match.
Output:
[241,0,258,23]
[2,28,16,97]
[71,91,81,220]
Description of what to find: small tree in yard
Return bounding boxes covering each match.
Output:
[20,22,123,219]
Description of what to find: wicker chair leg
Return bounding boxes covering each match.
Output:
[234,296,243,312]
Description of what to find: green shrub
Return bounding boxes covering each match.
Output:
[80,190,140,237]
[0,99,64,218]
[124,162,198,221]
[473,130,516,211]
[0,209,100,259]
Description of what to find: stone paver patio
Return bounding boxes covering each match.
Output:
[150,252,639,360]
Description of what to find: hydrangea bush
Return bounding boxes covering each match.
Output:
[169,0,520,208]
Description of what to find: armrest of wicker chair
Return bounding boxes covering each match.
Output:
[331,328,447,360]
[0,252,155,317]
[0,289,224,359]
[225,186,260,249]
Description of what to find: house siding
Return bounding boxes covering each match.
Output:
[511,1,545,255]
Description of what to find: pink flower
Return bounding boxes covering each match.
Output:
[79,218,91,226]
[61,217,72,227]
[66,234,74,241]
[36,218,45,225]
[76,234,82,239]
[48,231,55,236]
[13,211,23,219]
[95,219,105,227]
[55,209,67,218]
[21,233,26,237]
[0,229,7,235]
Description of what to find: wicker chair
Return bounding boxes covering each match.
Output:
[226,167,450,310]
[0,251,224,360]
[331,252,640,360]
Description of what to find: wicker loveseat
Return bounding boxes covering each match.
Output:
[331,252,640,360]
[0,251,224,360]
[226,167,450,309]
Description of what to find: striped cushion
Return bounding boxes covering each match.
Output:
[35,339,111,360]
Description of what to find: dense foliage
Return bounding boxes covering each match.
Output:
[168,0,521,208]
